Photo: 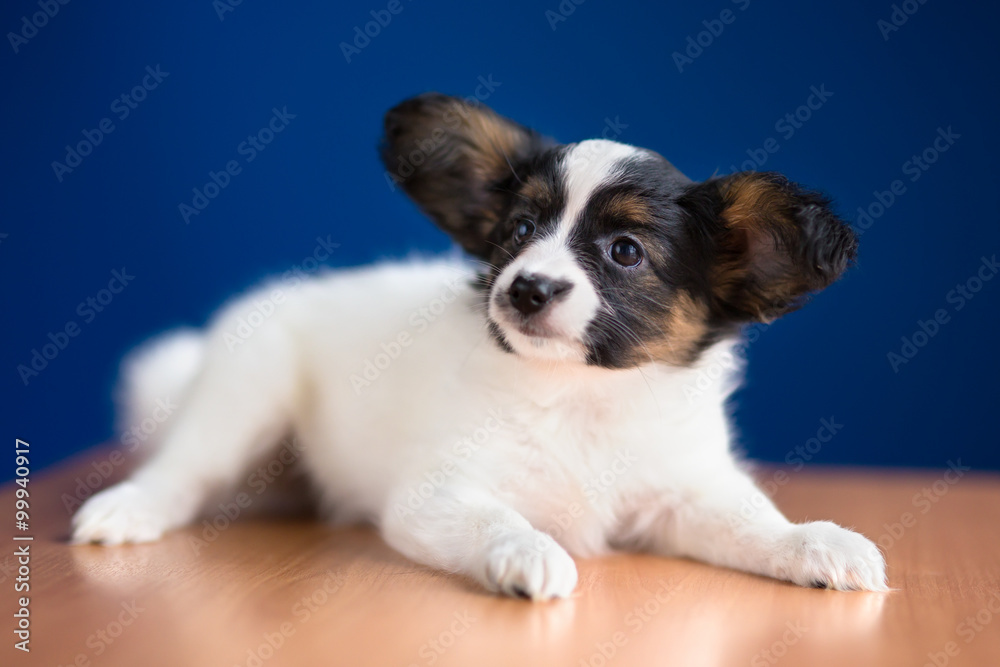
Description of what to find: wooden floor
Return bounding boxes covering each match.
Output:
[4,449,1000,667]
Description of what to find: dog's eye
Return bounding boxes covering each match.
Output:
[610,239,643,267]
[513,219,535,246]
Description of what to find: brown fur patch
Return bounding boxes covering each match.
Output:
[456,105,530,184]
[520,175,557,210]
[600,192,655,225]
[719,172,798,235]
[712,173,808,321]
[646,292,710,366]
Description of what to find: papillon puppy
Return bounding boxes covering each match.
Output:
[72,93,887,599]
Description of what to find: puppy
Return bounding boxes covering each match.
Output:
[72,93,887,599]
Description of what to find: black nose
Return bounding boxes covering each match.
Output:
[508,275,572,315]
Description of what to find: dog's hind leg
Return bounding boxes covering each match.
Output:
[72,301,301,545]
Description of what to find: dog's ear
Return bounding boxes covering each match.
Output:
[381,93,550,258]
[681,171,858,323]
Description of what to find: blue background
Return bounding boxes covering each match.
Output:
[3,0,998,479]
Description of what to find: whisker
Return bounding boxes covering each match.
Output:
[495,141,523,185]
[470,258,503,274]
[485,240,515,261]
[592,311,656,365]
[494,186,530,203]
[597,286,667,310]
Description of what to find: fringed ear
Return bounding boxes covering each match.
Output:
[684,172,858,322]
[381,93,551,258]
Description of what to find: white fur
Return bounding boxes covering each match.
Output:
[114,329,204,438]
[560,140,644,233]
[73,258,887,597]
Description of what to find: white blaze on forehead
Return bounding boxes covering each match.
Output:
[496,140,642,287]
[557,140,646,239]
[487,141,645,362]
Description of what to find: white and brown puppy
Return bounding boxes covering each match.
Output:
[72,94,887,599]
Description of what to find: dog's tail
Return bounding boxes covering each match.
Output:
[115,329,205,449]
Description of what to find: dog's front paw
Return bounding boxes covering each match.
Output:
[483,531,578,600]
[782,521,888,591]
[72,482,171,545]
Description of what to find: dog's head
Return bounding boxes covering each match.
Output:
[381,94,857,368]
